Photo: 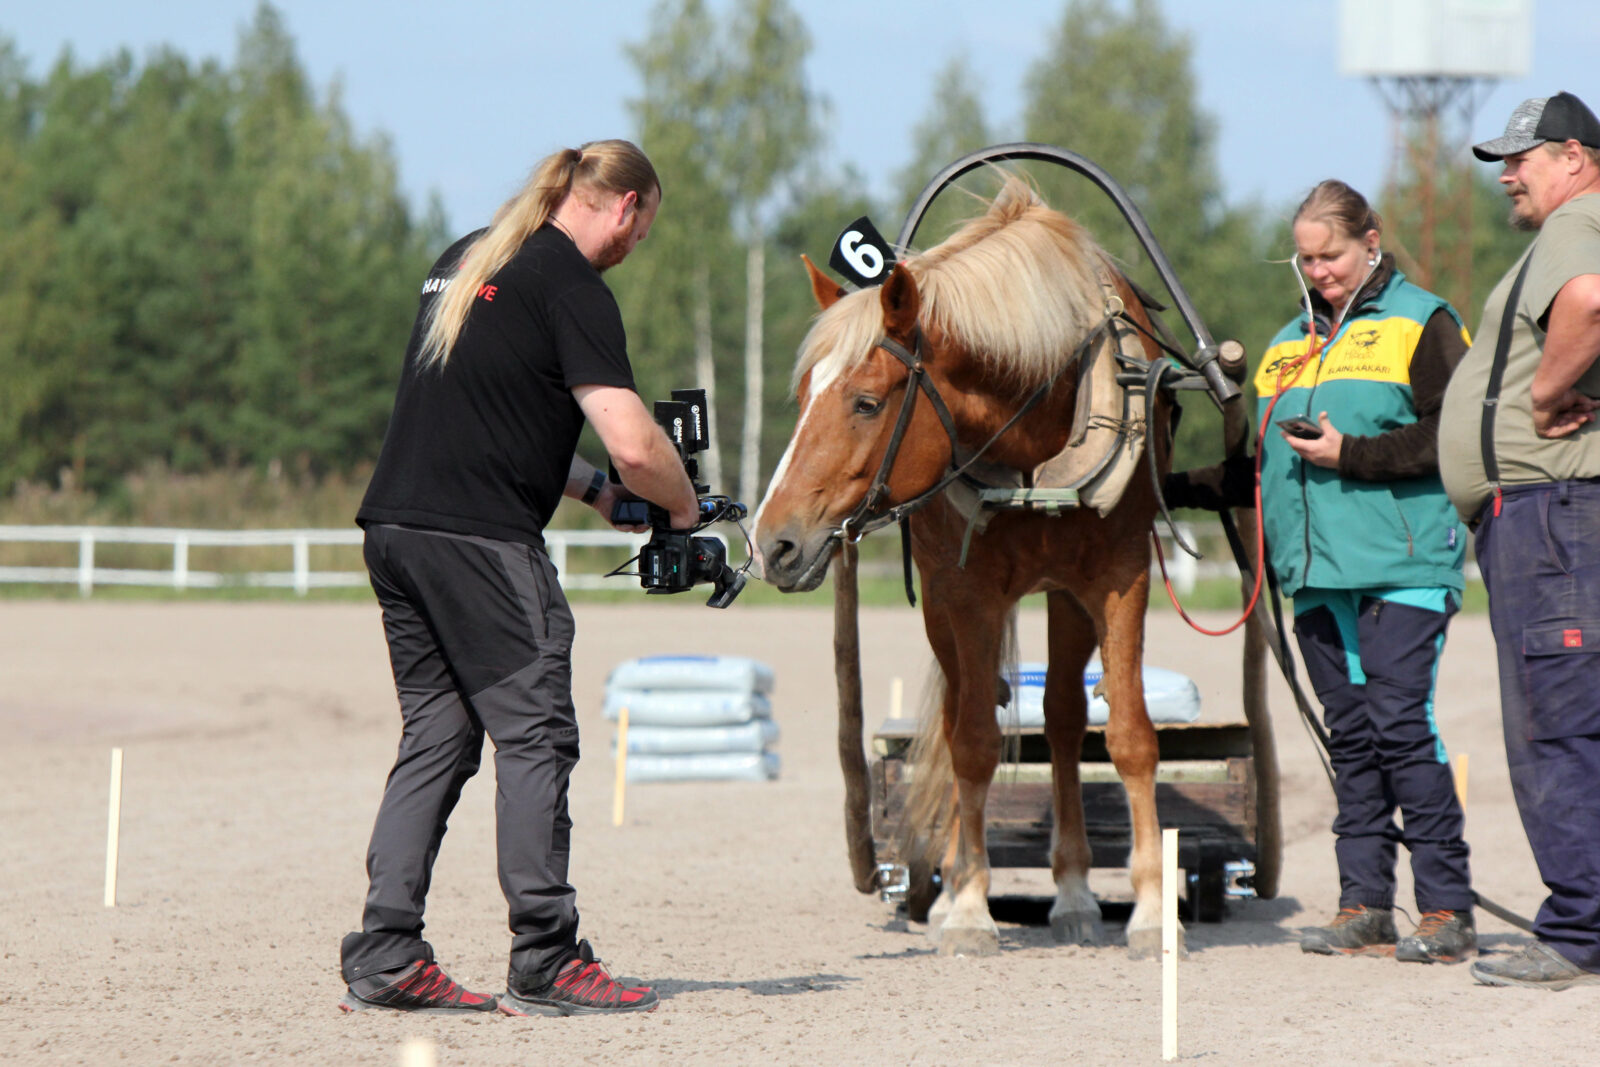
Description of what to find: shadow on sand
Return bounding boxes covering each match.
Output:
[650,973,860,1001]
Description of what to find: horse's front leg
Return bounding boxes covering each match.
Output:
[1043,590,1104,945]
[923,596,1006,957]
[1100,574,1184,960]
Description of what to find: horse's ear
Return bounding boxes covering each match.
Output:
[801,254,845,309]
[879,263,920,336]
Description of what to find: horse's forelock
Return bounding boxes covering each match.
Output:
[792,287,886,398]
[914,178,1108,388]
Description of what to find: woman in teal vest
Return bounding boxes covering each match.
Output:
[1171,180,1476,963]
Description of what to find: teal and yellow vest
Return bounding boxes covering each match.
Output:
[1253,271,1468,597]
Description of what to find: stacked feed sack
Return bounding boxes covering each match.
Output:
[604,655,779,782]
[999,660,1201,727]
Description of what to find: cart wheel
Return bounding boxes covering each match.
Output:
[906,858,941,924]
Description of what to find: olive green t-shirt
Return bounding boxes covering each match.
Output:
[1439,192,1600,520]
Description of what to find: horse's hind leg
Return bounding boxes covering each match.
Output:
[923,789,959,939]
[1042,591,1105,946]
[1099,571,1183,960]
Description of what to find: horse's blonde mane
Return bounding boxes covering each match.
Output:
[794,177,1110,395]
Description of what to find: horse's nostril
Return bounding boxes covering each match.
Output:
[769,539,797,571]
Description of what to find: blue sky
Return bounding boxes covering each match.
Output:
[4,1,1596,235]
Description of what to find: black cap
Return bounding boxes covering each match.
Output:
[1473,91,1600,161]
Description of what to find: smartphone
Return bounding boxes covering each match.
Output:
[1276,417,1323,440]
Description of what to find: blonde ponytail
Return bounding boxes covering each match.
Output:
[417,139,659,369]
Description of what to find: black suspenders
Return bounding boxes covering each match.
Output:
[1479,244,1539,496]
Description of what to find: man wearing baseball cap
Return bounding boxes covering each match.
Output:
[1439,91,1600,990]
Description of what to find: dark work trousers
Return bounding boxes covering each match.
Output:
[1293,593,1473,913]
[1476,480,1600,973]
[339,522,581,988]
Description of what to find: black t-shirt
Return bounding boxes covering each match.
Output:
[358,225,636,544]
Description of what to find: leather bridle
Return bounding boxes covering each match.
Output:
[828,312,1125,547]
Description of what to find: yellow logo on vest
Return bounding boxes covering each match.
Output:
[1255,316,1421,397]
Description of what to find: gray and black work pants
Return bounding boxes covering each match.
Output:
[1476,480,1600,973]
[1293,589,1473,914]
[340,522,581,989]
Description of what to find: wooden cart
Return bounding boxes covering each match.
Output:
[869,718,1266,922]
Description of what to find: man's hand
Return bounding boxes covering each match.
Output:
[1532,387,1598,438]
[1532,274,1600,438]
[1283,411,1343,468]
[594,481,649,533]
[574,384,699,527]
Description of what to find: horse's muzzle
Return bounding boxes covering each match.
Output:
[755,523,836,593]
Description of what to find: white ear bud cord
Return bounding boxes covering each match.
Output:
[1291,249,1382,354]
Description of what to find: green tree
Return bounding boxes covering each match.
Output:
[1381,129,1534,332]
[228,5,437,476]
[715,0,821,504]
[0,40,68,487]
[0,3,442,494]
[621,0,743,488]
[892,55,996,247]
[764,170,878,462]
[1021,0,1281,469]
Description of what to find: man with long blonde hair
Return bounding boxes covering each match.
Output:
[339,139,697,1016]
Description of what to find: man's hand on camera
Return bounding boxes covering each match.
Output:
[667,500,699,530]
[595,482,649,533]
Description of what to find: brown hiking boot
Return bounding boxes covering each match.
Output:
[1471,942,1600,990]
[1300,905,1397,955]
[1396,909,1476,964]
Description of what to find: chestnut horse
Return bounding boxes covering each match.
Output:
[754,179,1178,957]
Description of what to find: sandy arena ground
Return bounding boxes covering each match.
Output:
[2,596,1596,1065]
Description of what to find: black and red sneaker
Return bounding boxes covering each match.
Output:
[499,940,659,1016]
[338,959,498,1015]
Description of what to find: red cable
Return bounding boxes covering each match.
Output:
[1155,328,1325,636]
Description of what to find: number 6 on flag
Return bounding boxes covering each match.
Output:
[828,215,897,288]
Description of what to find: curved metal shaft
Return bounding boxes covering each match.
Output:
[895,142,1240,407]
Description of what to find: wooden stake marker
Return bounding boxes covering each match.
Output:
[104,747,124,907]
[1162,827,1178,1062]
[1454,752,1470,812]
[612,706,630,827]
[889,676,905,719]
[398,1036,436,1067]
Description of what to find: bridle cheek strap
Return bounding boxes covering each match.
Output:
[837,329,960,542]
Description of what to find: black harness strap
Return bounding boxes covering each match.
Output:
[1480,244,1539,491]
[836,329,959,542]
[900,516,916,607]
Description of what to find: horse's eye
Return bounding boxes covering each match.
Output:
[853,396,882,416]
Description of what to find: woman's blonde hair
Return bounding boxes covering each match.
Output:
[1294,179,1382,241]
[418,138,659,369]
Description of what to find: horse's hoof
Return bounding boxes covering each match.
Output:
[1126,926,1187,961]
[938,927,1000,957]
[1050,910,1107,947]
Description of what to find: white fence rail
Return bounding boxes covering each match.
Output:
[0,520,1254,598]
[0,525,663,596]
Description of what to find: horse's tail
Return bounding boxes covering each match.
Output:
[894,612,1020,880]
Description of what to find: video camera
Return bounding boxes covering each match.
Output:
[607,388,750,609]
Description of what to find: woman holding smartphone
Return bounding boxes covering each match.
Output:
[1172,180,1476,964]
